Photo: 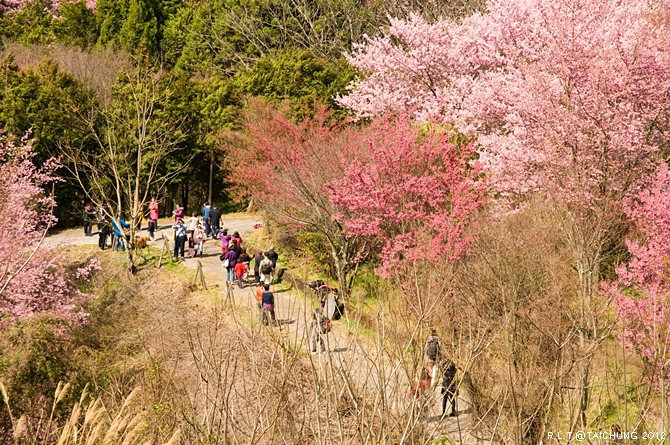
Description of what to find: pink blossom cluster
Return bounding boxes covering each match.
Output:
[329,115,486,277]
[339,0,670,203]
[606,163,670,379]
[0,136,98,326]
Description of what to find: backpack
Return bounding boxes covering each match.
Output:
[261,263,273,274]
[426,338,440,362]
[321,317,332,334]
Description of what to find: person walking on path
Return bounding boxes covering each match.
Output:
[310,307,330,354]
[234,260,248,288]
[266,246,278,269]
[255,284,264,323]
[209,205,221,239]
[424,329,442,383]
[148,198,159,240]
[232,231,242,247]
[173,219,187,260]
[261,284,276,325]
[230,238,242,257]
[202,203,212,237]
[223,247,237,283]
[253,250,263,284]
[259,253,274,285]
[440,359,458,417]
[424,329,442,363]
[83,205,96,236]
[219,229,231,253]
[111,217,130,251]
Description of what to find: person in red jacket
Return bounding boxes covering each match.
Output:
[234,261,248,288]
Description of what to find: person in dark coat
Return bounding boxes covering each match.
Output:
[253,250,263,284]
[209,205,221,239]
[83,205,96,236]
[440,359,458,417]
[231,238,242,256]
[266,246,279,269]
[98,217,112,250]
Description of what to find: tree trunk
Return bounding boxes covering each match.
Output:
[208,157,213,205]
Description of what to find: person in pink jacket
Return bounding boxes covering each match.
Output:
[148,198,159,240]
[173,203,184,223]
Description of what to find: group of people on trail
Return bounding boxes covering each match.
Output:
[82,203,131,252]
[410,329,459,418]
[171,202,222,261]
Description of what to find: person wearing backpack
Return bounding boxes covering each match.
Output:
[261,284,275,325]
[259,253,274,285]
[310,307,330,354]
[424,329,442,364]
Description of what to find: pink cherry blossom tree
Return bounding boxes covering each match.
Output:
[0,135,95,326]
[231,101,368,294]
[339,0,670,426]
[329,114,485,279]
[607,162,670,387]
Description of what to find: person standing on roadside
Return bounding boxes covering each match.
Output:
[173,203,184,223]
[83,205,96,236]
[209,205,221,239]
[172,218,187,261]
[148,198,159,240]
[202,202,212,237]
[98,217,112,250]
[111,216,130,252]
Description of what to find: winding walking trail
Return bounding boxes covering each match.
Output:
[48,215,477,443]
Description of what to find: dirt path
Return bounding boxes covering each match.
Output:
[48,216,476,443]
